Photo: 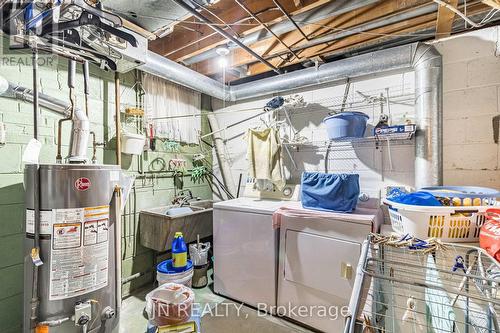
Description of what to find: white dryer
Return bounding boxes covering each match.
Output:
[213,183,300,312]
[276,202,382,332]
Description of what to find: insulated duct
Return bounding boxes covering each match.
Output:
[139,42,443,187]
[0,79,90,161]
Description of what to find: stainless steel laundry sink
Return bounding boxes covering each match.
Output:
[139,200,213,252]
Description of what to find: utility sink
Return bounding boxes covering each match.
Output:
[139,200,213,252]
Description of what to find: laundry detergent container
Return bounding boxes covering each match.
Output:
[323,112,369,139]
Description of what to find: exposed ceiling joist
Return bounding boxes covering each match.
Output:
[482,0,500,9]
[149,0,321,60]
[435,0,459,38]
[191,0,432,76]
[242,2,490,77]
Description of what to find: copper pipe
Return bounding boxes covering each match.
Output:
[234,0,301,61]
[115,72,122,166]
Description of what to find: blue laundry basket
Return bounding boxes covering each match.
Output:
[301,172,360,213]
[323,112,369,139]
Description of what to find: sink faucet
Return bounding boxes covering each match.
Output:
[172,189,194,206]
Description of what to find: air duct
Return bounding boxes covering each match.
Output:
[0,79,90,161]
[139,42,443,187]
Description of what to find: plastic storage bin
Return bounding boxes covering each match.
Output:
[121,132,146,155]
[323,112,369,139]
[384,199,490,242]
[157,259,194,287]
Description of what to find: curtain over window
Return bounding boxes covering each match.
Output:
[142,73,201,144]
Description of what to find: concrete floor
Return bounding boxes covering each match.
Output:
[120,271,313,333]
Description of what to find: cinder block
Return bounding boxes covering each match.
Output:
[443,62,467,92]
[444,169,500,187]
[443,86,498,120]
[435,28,498,64]
[0,145,21,173]
[0,233,23,269]
[121,252,154,277]
[0,264,23,300]
[0,294,22,331]
[444,143,498,170]
[0,174,24,205]
[465,115,497,144]
[443,118,467,145]
[0,204,23,236]
[467,57,500,87]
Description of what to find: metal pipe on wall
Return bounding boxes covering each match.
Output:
[0,77,90,162]
[30,47,40,333]
[115,72,122,166]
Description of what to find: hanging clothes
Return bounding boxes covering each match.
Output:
[246,127,285,191]
[142,73,201,144]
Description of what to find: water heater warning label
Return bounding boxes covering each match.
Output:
[49,206,110,301]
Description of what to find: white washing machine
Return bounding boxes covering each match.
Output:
[276,202,382,332]
[213,182,300,312]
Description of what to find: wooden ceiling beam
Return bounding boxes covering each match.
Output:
[149,0,325,60]
[435,0,459,39]
[244,2,490,77]
[482,0,500,9]
[191,0,432,76]
[245,16,439,76]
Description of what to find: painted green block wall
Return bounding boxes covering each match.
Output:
[0,42,212,331]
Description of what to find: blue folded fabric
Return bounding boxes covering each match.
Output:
[301,172,360,213]
[387,189,442,206]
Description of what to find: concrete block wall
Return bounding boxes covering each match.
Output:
[211,26,500,199]
[212,73,416,200]
[0,41,212,332]
[434,27,500,187]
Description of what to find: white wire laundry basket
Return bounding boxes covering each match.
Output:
[344,234,500,333]
[384,199,490,242]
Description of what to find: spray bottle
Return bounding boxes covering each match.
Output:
[172,232,188,272]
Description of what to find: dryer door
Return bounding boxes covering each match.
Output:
[278,229,363,333]
[284,230,360,299]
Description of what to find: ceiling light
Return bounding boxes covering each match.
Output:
[216,46,230,56]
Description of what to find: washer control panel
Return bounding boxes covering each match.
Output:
[243,177,300,201]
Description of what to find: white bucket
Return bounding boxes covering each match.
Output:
[121,132,146,155]
[157,268,194,288]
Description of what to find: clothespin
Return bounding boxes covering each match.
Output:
[452,255,466,274]
[362,314,375,333]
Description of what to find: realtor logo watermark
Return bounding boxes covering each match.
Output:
[0,5,58,67]
[152,302,349,322]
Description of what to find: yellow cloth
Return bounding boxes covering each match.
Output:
[246,128,285,190]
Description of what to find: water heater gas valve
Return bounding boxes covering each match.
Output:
[74,301,92,326]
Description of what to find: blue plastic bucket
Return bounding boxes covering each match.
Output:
[156,259,194,287]
[323,112,369,139]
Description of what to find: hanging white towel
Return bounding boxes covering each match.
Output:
[246,127,285,191]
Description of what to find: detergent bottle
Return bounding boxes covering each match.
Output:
[172,232,188,272]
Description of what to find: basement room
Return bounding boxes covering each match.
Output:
[0,0,499,332]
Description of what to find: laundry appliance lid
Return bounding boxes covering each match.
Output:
[214,197,293,215]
